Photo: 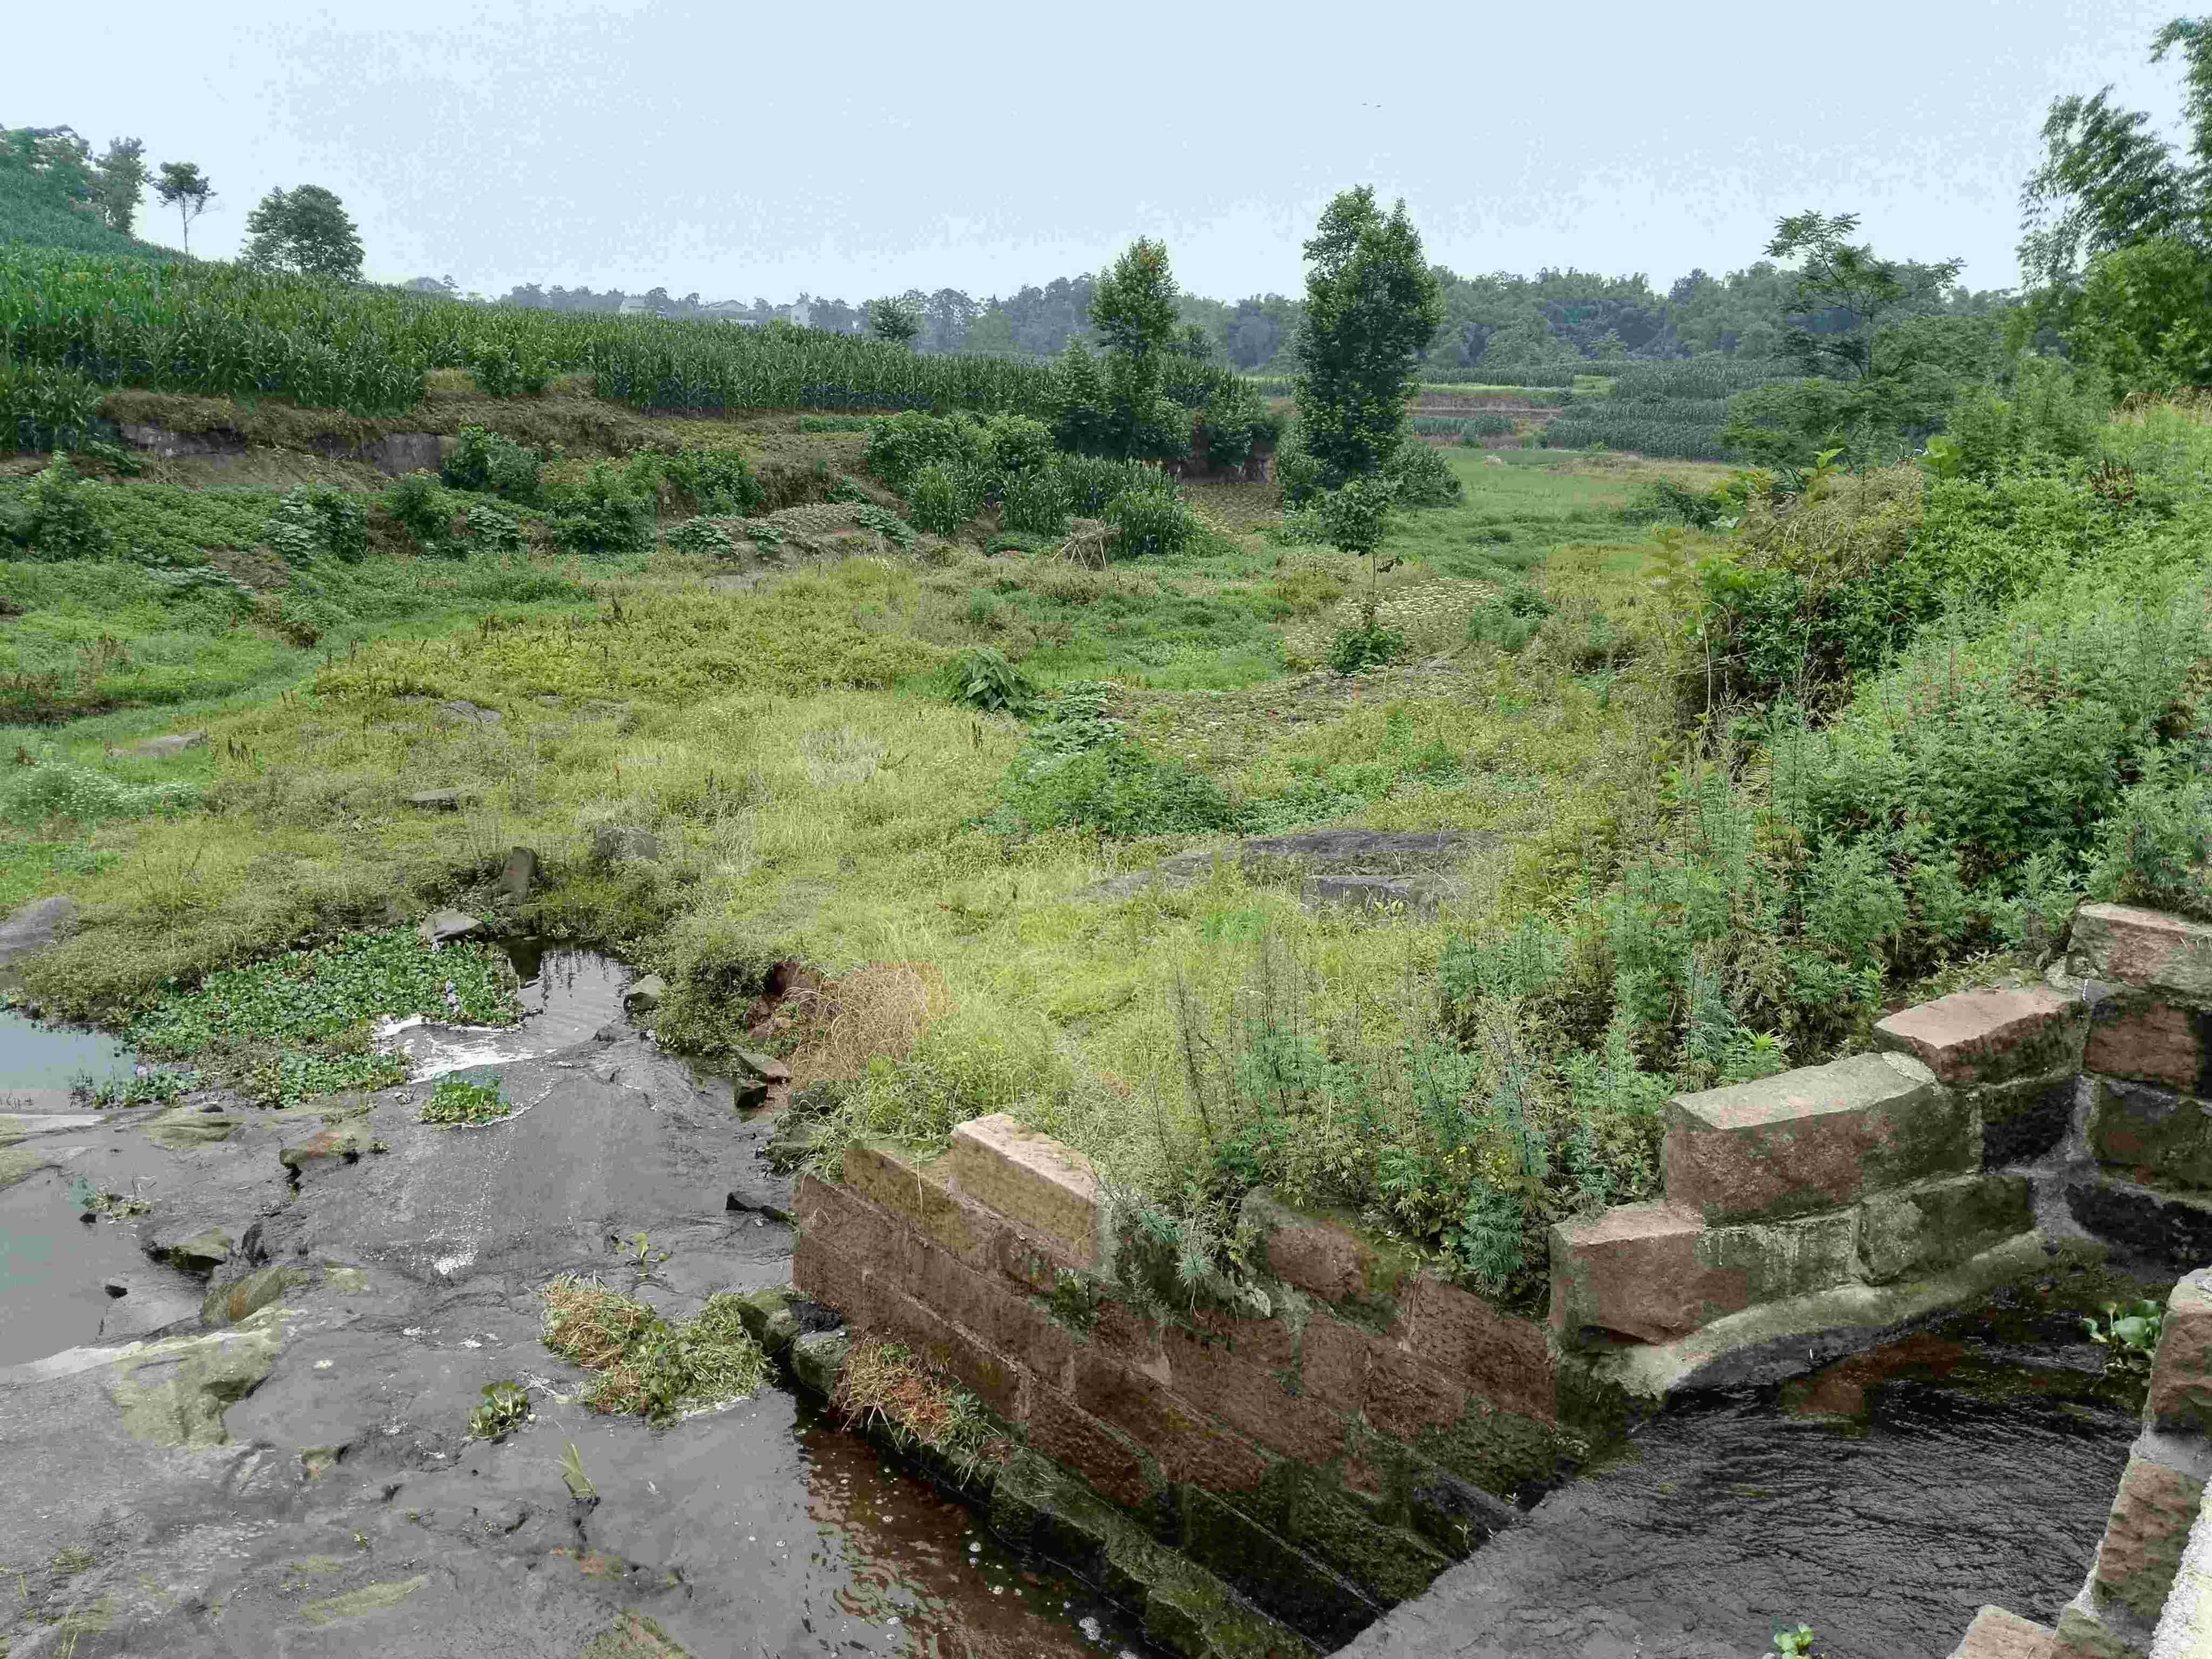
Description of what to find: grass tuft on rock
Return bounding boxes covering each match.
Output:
[833,1339,1010,1480]
[421,1073,509,1124]
[539,1277,767,1425]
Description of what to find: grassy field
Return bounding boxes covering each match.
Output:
[16,391,2197,1313]
[2,431,1717,1288]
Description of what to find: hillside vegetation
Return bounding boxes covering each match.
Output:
[7,26,2212,1316]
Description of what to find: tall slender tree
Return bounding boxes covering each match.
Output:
[152,161,215,255]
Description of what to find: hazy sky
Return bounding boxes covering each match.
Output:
[9,1,2196,301]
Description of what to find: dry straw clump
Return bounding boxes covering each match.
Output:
[833,1339,1009,1479]
[785,960,950,1087]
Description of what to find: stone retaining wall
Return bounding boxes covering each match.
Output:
[1553,904,2212,1374]
[792,902,2212,1648]
[793,1115,1610,1646]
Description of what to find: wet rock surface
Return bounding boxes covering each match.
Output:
[1340,1296,2155,1659]
[0,1020,1158,1658]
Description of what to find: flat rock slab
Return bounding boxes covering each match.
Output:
[1302,874,1442,918]
[276,1048,774,1285]
[1082,829,1468,903]
[417,908,481,946]
[116,730,208,760]
[0,894,77,972]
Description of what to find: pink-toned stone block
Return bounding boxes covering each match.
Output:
[2092,1453,2207,1623]
[947,1114,1102,1267]
[1946,1604,2055,1658]
[1549,1201,1857,1344]
[1663,1052,1970,1224]
[2149,1268,2212,1438]
[1874,984,2085,1085]
[2071,904,2212,1003]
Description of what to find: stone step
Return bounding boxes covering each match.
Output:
[1947,1604,2055,1657]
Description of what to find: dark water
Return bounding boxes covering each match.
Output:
[0,953,1162,1657]
[568,1388,1156,1657]
[1360,1284,2156,1659]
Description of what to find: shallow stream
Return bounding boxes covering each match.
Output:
[0,954,1162,1658]
[1352,1286,2156,1659]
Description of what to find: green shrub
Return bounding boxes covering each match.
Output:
[1326,610,1406,673]
[2088,752,2212,920]
[381,472,454,548]
[942,645,1038,714]
[983,413,1058,478]
[0,461,110,558]
[995,738,1238,837]
[851,503,916,549]
[649,444,763,516]
[906,462,976,536]
[865,410,991,496]
[666,515,732,555]
[461,501,526,554]
[469,346,522,398]
[1104,474,1197,559]
[440,424,543,502]
[1459,414,1514,441]
[1000,464,1073,536]
[1385,439,1464,507]
[264,486,369,565]
[548,461,656,556]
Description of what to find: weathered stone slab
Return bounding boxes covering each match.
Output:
[1663,1052,1967,1224]
[2149,1270,2212,1440]
[1948,1604,2057,1658]
[1300,875,1439,919]
[0,894,77,973]
[1549,1202,1857,1344]
[948,1114,1101,1267]
[2072,905,2212,1004]
[417,907,480,946]
[1242,1189,1408,1307]
[1858,1173,2034,1283]
[622,973,667,1013]
[1874,985,2085,1086]
[496,845,538,899]
[2093,1453,2207,1624]
[2091,1080,2212,1192]
[2088,999,2212,1095]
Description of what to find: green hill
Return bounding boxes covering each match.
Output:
[0,146,174,260]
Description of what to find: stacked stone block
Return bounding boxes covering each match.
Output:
[1550,1006,2072,1348]
[793,1113,1595,1648]
[2067,906,2212,1267]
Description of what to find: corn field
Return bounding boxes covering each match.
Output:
[1542,410,1740,460]
[0,248,1062,421]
